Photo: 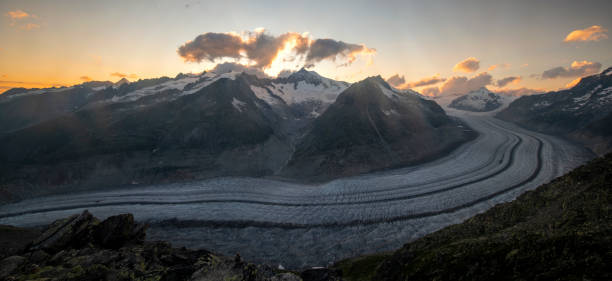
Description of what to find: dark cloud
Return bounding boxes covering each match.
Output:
[496,76,521,87]
[305,39,373,65]
[177,29,375,70]
[178,33,243,63]
[541,61,601,79]
[386,74,406,87]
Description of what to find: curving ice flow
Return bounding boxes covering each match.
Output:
[0,112,594,269]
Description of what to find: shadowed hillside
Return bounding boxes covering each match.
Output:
[335,153,612,281]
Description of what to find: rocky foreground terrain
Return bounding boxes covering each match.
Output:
[1,153,610,280]
[334,153,612,280]
[0,211,341,281]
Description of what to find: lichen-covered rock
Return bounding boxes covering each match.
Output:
[1,212,307,281]
[92,214,146,249]
[0,255,26,279]
[300,268,342,281]
[29,210,97,253]
[271,272,303,281]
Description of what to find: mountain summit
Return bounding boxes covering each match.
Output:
[449,87,505,112]
[282,76,476,179]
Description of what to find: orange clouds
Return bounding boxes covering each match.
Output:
[110,72,138,79]
[177,29,375,72]
[453,57,480,73]
[564,25,608,42]
[5,9,40,30]
[6,10,31,19]
[488,63,510,71]
[405,74,446,88]
[386,74,446,89]
[541,60,601,79]
[80,76,93,81]
[422,72,492,96]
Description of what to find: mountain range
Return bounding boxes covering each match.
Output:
[498,67,612,155]
[0,69,474,201]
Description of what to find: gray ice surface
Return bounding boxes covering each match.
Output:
[0,113,594,269]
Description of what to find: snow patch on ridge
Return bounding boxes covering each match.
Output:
[379,84,398,98]
[232,97,246,112]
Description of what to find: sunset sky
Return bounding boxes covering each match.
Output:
[1,0,611,95]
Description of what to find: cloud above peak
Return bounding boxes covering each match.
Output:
[541,60,601,79]
[110,72,138,79]
[496,76,521,87]
[564,25,608,42]
[422,72,492,96]
[386,74,446,89]
[385,74,405,87]
[177,29,375,71]
[453,57,480,73]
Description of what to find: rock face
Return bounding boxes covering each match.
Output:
[0,211,308,281]
[28,211,146,253]
[448,87,505,112]
[334,153,612,281]
[497,67,612,155]
[282,76,476,180]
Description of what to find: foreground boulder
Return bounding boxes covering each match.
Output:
[0,211,309,280]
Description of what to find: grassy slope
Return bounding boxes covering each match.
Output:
[335,153,612,281]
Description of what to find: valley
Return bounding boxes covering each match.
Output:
[0,110,593,269]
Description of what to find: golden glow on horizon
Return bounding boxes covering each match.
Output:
[565,77,582,88]
[0,2,608,97]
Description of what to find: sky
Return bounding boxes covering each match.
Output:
[1,0,611,95]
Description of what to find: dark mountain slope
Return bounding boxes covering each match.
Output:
[282,76,476,180]
[497,67,612,155]
[0,76,292,201]
[335,153,612,281]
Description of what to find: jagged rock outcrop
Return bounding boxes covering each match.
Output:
[0,211,331,280]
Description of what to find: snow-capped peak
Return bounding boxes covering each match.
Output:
[449,87,505,112]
